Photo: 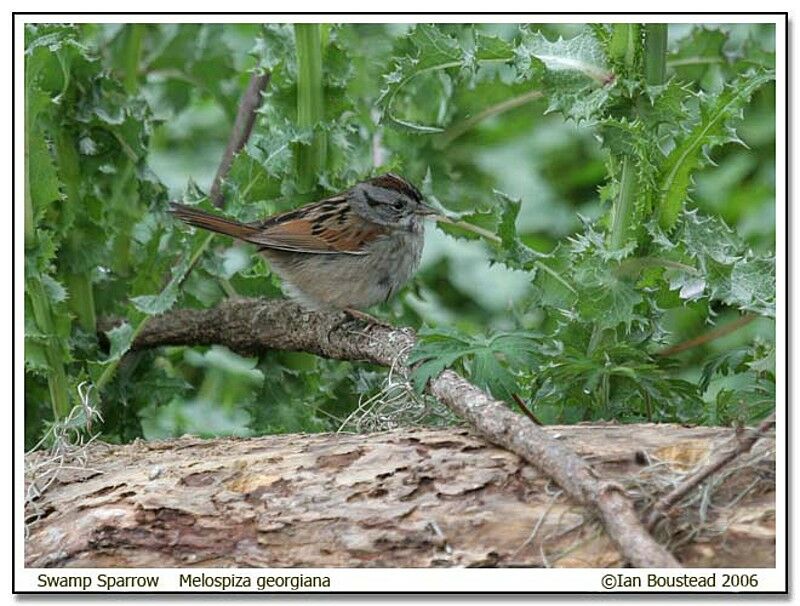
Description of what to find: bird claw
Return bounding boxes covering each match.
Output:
[343,308,391,328]
[326,308,391,342]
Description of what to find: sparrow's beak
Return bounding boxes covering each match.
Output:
[415,201,441,217]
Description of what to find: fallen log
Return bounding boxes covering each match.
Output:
[25,424,774,568]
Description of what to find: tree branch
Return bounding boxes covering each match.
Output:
[657,314,757,357]
[209,72,271,208]
[134,297,680,568]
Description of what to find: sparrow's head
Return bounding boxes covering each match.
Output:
[349,173,438,228]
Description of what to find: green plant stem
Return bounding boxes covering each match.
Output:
[94,317,151,393]
[24,81,36,249]
[434,89,544,148]
[608,23,648,251]
[615,256,699,278]
[25,91,70,418]
[644,24,668,86]
[64,273,97,334]
[123,24,143,94]
[294,24,326,192]
[109,162,136,277]
[609,24,640,69]
[28,277,71,419]
[609,156,637,250]
[53,129,98,334]
[587,323,605,354]
[24,146,35,248]
[384,56,511,132]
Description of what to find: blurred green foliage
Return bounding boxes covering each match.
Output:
[24,22,776,448]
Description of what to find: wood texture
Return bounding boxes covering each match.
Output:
[25,425,774,568]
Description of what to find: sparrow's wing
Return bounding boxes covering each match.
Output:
[250,197,386,255]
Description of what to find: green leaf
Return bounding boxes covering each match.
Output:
[105,322,134,362]
[40,274,68,304]
[572,257,644,330]
[530,243,576,310]
[227,150,283,203]
[377,24,466,133]
[656,69,774,230]
[407,326,477,391]
[253,24,296,76]
[491,190,546,270]
[725,256,775,318]
[515,29,614,122]
[515,29,611,84]
[144,24,239,117]
[654,209,775,317]
[409,327,540,399]
[700,340,775,424]
[473,31,515,61]
[130,255,191,315]
[668,26,728,87]
[471,351,518,400]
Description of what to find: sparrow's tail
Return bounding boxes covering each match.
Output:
[169,203,260,241]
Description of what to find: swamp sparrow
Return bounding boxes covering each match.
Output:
[170,173,439,313]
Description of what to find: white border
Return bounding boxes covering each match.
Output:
[13,567,789,593]
[10,12,787,595]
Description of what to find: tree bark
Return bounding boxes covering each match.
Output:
[25,425,775,568]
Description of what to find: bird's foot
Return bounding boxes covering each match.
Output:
[342,308,391,328]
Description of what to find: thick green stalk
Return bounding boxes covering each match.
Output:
[609,23,641,71]
[643,24,669,230]
[609,157,637,249]
[28,277,71,419]
[53,129,97,333]
[109,162,135,277]
[294,24,326,192]
[123,24,143,94]
[24,75,36,249]
[25,92,71,417]
[64,273,97,333]
[644,24,668,86]
[607,23,656,250]
[24,143,35,248]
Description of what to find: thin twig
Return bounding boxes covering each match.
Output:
[646,413,775,532]
[512,392,544,426]
[209,72,271,208]
[512,489,562,559]
[657,314,757,357]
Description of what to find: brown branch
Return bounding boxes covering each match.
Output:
[133,298,680,568]
[209,72,271,208]
[646,412,775,532]
[512,392,543,426]
[657,314,756,357]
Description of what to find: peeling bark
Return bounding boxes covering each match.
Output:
[25,425,774,568]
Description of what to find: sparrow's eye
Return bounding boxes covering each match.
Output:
[392,200,405,210]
